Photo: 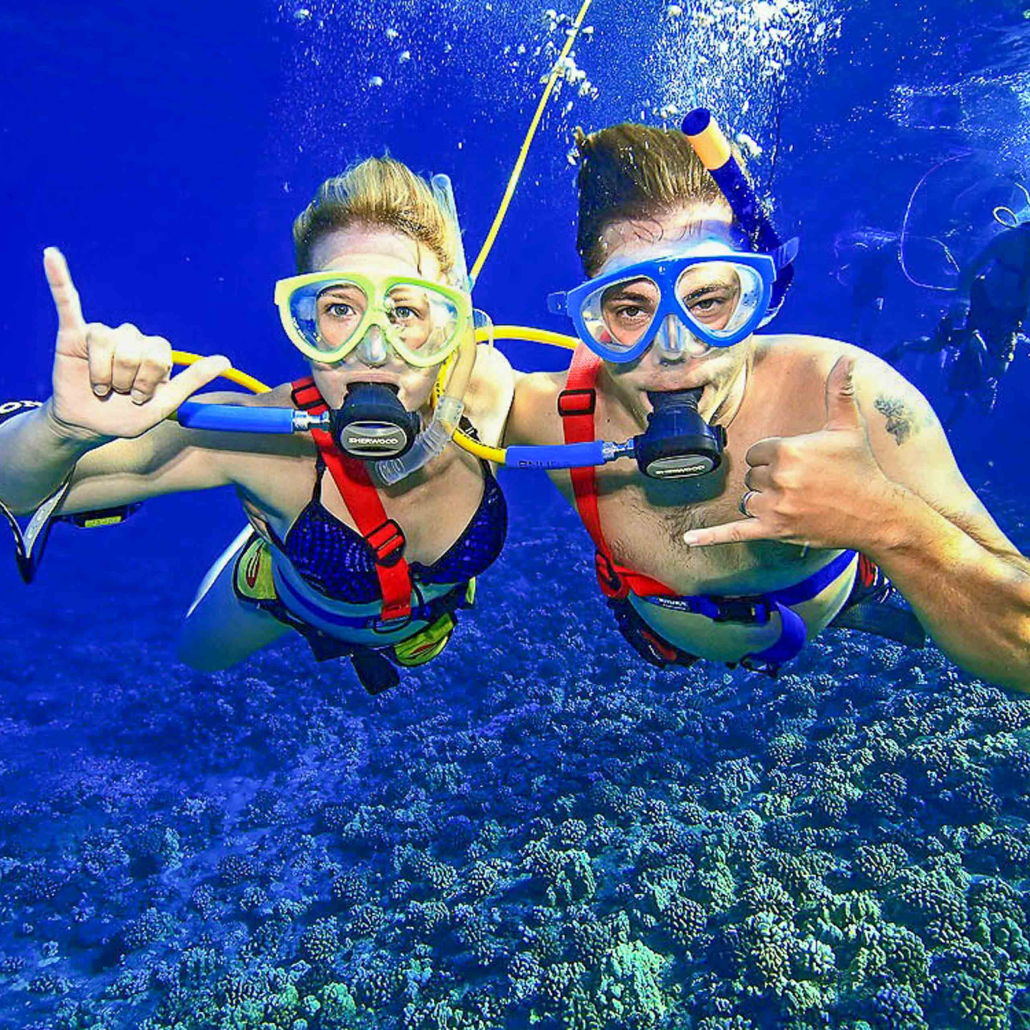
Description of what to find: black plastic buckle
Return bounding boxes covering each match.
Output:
[594,551,627,598]
[365,520,406,567]
[557,388,596,417]
[711,597,770,624]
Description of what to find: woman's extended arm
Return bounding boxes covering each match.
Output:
[0,248,232,514]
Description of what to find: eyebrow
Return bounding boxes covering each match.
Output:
[681,277,740,303]
[318,283,365,297]
[603,283,658,303]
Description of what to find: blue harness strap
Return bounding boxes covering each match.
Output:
[642,549,858,666]
[274,567,465,634]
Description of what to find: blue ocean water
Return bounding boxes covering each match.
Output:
[3,0,1030,1027]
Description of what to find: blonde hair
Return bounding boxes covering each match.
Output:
[573,123,750,276]
[293,156,461,280]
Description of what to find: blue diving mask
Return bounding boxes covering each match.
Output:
[547,237,795,365]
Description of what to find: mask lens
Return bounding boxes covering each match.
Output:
[581,275,660,354]
[675,260,764,342]
[286,278,369,355]
[385,283,460,361]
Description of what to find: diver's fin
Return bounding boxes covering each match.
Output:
[830,600,926,648]
[350,648,400,695]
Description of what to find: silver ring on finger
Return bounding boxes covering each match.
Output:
[739,490,758,518]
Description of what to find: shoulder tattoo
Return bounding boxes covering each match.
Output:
[873,394,936,446]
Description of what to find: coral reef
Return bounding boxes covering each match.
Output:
[2,484,1030,1029]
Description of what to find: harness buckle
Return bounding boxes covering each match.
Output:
[557,388,596,417]
[710,596,771,624]
[594,551,629,599]
[373,610,414,634]
[365,519,406,567]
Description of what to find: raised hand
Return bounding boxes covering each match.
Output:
[43,247,231,442]
[682,356,892,552]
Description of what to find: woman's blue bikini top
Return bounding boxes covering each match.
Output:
[273,445,507,606]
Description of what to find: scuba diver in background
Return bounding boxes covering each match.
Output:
[0,158,514,695]
[833,221,896,348]
[885,184,1030,427]
[507,113,1030,693]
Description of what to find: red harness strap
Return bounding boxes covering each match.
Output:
[291,377,411,622]
[558,348,677,600]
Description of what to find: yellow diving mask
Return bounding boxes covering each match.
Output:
[274,270,473,367]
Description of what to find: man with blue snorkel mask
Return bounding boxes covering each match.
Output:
[508,114,1030,691]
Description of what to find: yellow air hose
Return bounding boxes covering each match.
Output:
[469,0,594,284]
[172,350,271,394]
[453,0,593,461]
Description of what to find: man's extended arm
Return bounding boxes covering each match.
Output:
[681,343,1030,692]
[853,356,1030,690]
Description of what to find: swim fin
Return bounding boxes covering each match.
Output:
[350,648,401,695]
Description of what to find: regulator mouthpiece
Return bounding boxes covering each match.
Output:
[331,383,422,460]
[635,388,726,479]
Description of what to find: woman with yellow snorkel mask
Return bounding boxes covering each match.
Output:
[0,158,514,694]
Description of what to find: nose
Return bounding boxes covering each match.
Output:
[653,314,687,363]
[356,325,389,366]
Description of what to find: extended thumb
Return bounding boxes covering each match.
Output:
[160,355,233,417]
[825,355,861,429]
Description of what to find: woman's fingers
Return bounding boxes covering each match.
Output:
[110,325,145,395]
[85,324,116,396]
[130,336,174,403]
[86,324,175,402]
[43,247,86,336]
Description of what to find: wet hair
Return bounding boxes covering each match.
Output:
[292,156,460,280]
[573,123,750,276]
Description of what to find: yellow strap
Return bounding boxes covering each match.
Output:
[468,0,594,285]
